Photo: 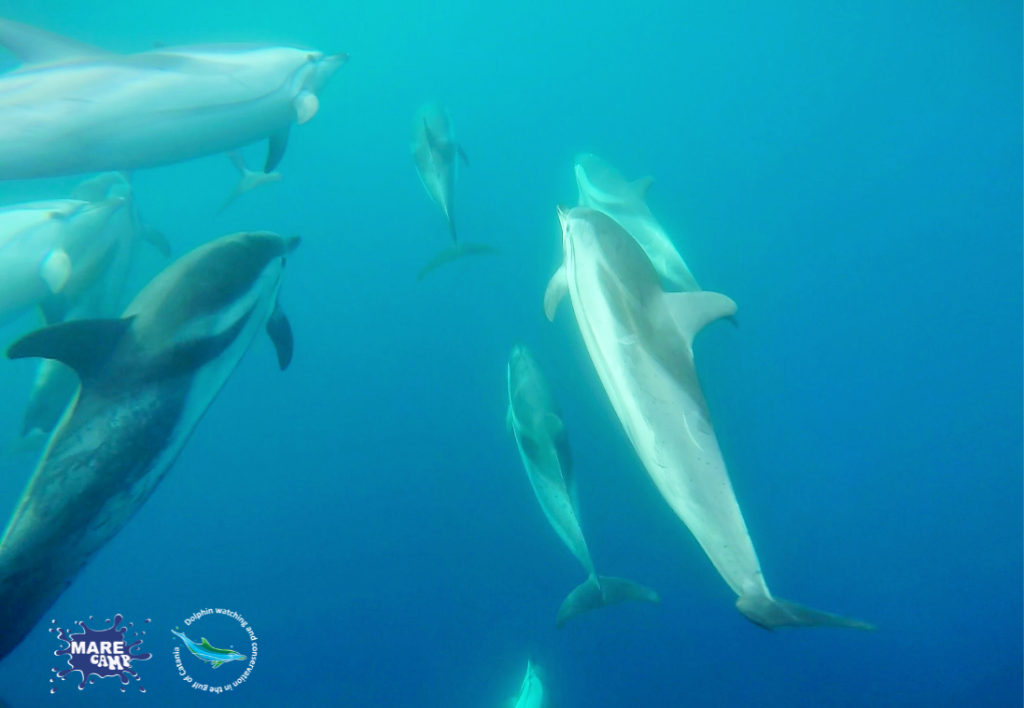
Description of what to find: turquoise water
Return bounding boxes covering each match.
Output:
[0,1,1020,705]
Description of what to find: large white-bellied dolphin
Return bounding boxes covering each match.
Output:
[544,206,872,631]
[0,231,299,662]
[0,18,346,180]
[0,197,125,327]
[506,343,659,627]
[575,153,700,292]
[410,102,498,280]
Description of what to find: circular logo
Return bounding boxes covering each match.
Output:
[171,608,257,694]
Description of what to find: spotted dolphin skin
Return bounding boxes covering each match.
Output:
[0,18,346,180]
[545,206,872,631]
[506,344,659,627]
[410,102,498,279]
[172,630,246,669]
[0,231,300,662]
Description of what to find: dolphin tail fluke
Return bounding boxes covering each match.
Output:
[736,592,874,631]
[556,574,660,628]
[416,243,500,281]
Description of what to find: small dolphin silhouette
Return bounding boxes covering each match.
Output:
[172,629,246,669]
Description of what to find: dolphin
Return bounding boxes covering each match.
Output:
[502,660,546,708]
[0,231,299,662]
[5,175,172,456]
[0,197,125,327]
[216,152,283,215]
[543,206,872,631]
[171,629,246,669]
[410,102,498,279]
[575,153,700,292]
[0,18,346,180]
[506,344,659,627]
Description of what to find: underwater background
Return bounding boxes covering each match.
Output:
[0,0,1020,706]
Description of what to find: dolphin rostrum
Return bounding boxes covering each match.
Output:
[410,102,498,279]
[0,18,346,180]
[544,206,872,631]
[575,153,700,292]
[506,344,659,627]
[0,231,299,662]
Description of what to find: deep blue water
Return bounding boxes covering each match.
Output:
[0,1,1020,706]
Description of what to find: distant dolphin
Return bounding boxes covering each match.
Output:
[506,344,659,627]
[410,102,498,279]
[0,231,299,663]
[507,660,545,708]
[216,151,283,216]
[0,18,346,180]
[544,206,872,631]
[575,153,700,292]
[0,197,125,327]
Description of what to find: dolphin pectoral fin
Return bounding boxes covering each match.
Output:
[556,574,660,628]
[663,291,738,350]
[140,225,172,257]
[294,91,320,125]
[505,405,514,436]
[6,317,133,382]
[266,301,294,371]
[0,18,112,66]
[736,593,874,631]
[40,250,72,293]
[211,661,224,669]
[457,144,470,166]
[543,265,568,322]
[266,127,291,173]
[631,175,654,200]
[416,243,499,281]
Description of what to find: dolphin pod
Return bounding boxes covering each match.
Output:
[544,206,872,631]
[410,101,499,279]
[0,231,299,662]
[506,344,660,627]
[0,18,346,180]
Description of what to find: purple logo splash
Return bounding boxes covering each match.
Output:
[52,614,152,692]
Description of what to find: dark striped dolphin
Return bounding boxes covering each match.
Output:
[410,102,498,280]
[0,231,299,663]
[507,344,659,627]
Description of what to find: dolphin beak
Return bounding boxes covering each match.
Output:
[310,53,347,91]
[284,235,301,254]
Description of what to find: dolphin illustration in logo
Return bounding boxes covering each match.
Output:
[506,344,659,627]
[172,630,246,669]
[410,102,498,279]
[0,231,299,663]
[544,206,872,631]
[0,18,346,180]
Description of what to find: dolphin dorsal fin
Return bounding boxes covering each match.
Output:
[0,18,112,66]
[664,291,737,351]
[200,638,214,649]
[543,265,568,322]
[631,175,654,200]
[6,317,134,382]
[544,412,574,486]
